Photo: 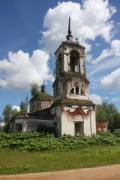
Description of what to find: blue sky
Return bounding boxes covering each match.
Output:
[0,0,120,117]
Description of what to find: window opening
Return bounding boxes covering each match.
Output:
[71,88,74,94]
[75,122,84,135]
[70,50,79,72]
[76,87,79,94]
[75,123,80,135]
[16,124,22,132]
[58,53,62,74]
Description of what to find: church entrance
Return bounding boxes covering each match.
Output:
[74,122,83,135]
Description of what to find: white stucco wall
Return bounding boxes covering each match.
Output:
[57,105,96,137]
[61,112,83,136]
[67,94,89,100]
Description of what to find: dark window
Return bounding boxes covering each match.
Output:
[71,88,74,94]
[75,122,84,135]
[76,87,79,94]
[75,123,80,135]
[70,50,79,72]
[16,124,22,132]
[58,53,62,74]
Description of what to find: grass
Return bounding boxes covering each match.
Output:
[0,145,120,175]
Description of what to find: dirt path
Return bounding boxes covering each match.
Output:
[0,164,120,180]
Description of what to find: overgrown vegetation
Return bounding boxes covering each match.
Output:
[0,132,120,174]
[51,98,95,109]
[0,131,120,152]
[36,125,57,136]
[30,82,40,97]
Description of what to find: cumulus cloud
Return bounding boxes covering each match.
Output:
[0,0,117,91]
[101,68,120,90]
[89,56,120,78]
[12,105,20,111]
[40,0,116,54]
[88,39,120,78]
[89,94,102,104]
[92,39,120,64]
[0,50,53,90]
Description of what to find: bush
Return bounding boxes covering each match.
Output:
[0,131,120,152]
[36,125,57,136]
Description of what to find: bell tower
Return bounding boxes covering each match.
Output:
[53,17,89,102]
[52,17,96,137]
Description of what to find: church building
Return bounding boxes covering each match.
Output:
[10,18,96,136]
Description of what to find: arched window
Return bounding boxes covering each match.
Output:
[71,88,74,94]
[58,53,62,74]
[76,87,79,94]
[70,50,79,72]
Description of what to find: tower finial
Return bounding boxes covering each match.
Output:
[68,17,71,35]
[66,17,73,40]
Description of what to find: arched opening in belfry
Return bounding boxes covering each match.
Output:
[58,53,62,74]
[71,87,74,94]
[76,87,79,94]
[70,50,79,72]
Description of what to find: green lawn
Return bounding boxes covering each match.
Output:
[0,145,120,175]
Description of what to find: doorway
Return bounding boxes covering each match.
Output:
[74,122,83,135]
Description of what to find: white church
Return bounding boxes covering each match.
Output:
[10,18,96,136]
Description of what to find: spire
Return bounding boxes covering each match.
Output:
[66,17,73,40]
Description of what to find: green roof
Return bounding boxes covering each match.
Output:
[30,92,53,102]
[53,72,89,86]
[51,98,95,109]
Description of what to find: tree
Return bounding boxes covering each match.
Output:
[20,96,29,114]
[96,101,120,131]
[30,82,39,97]
[2,104,20,124]
[2,104,12,124]
[0,116,3,123]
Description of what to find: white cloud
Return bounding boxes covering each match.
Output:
[12,105,20,111]
[92,39,120,64]
[0,122,4,127]
[89,94,102,105]
[111,96,120,103]
[89,56,120,77]
[0,50,53,90]
[88,39,120,78]
[101,68,120,90]
[40,0,116,54]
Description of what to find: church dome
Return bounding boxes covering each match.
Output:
[30,92,53,102]
[29,85,53,112]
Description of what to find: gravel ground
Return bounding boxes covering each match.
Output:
[0,164,120,180]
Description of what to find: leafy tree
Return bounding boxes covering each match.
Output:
[20,96,29,114]
[25,96,29,112]
[30,82,39,97]
[96,101,118,120]
[0,116,3,123]
[96,101,120,131]
[2,104,20,124]
[12,109,20,117]
[2,104,13,124]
